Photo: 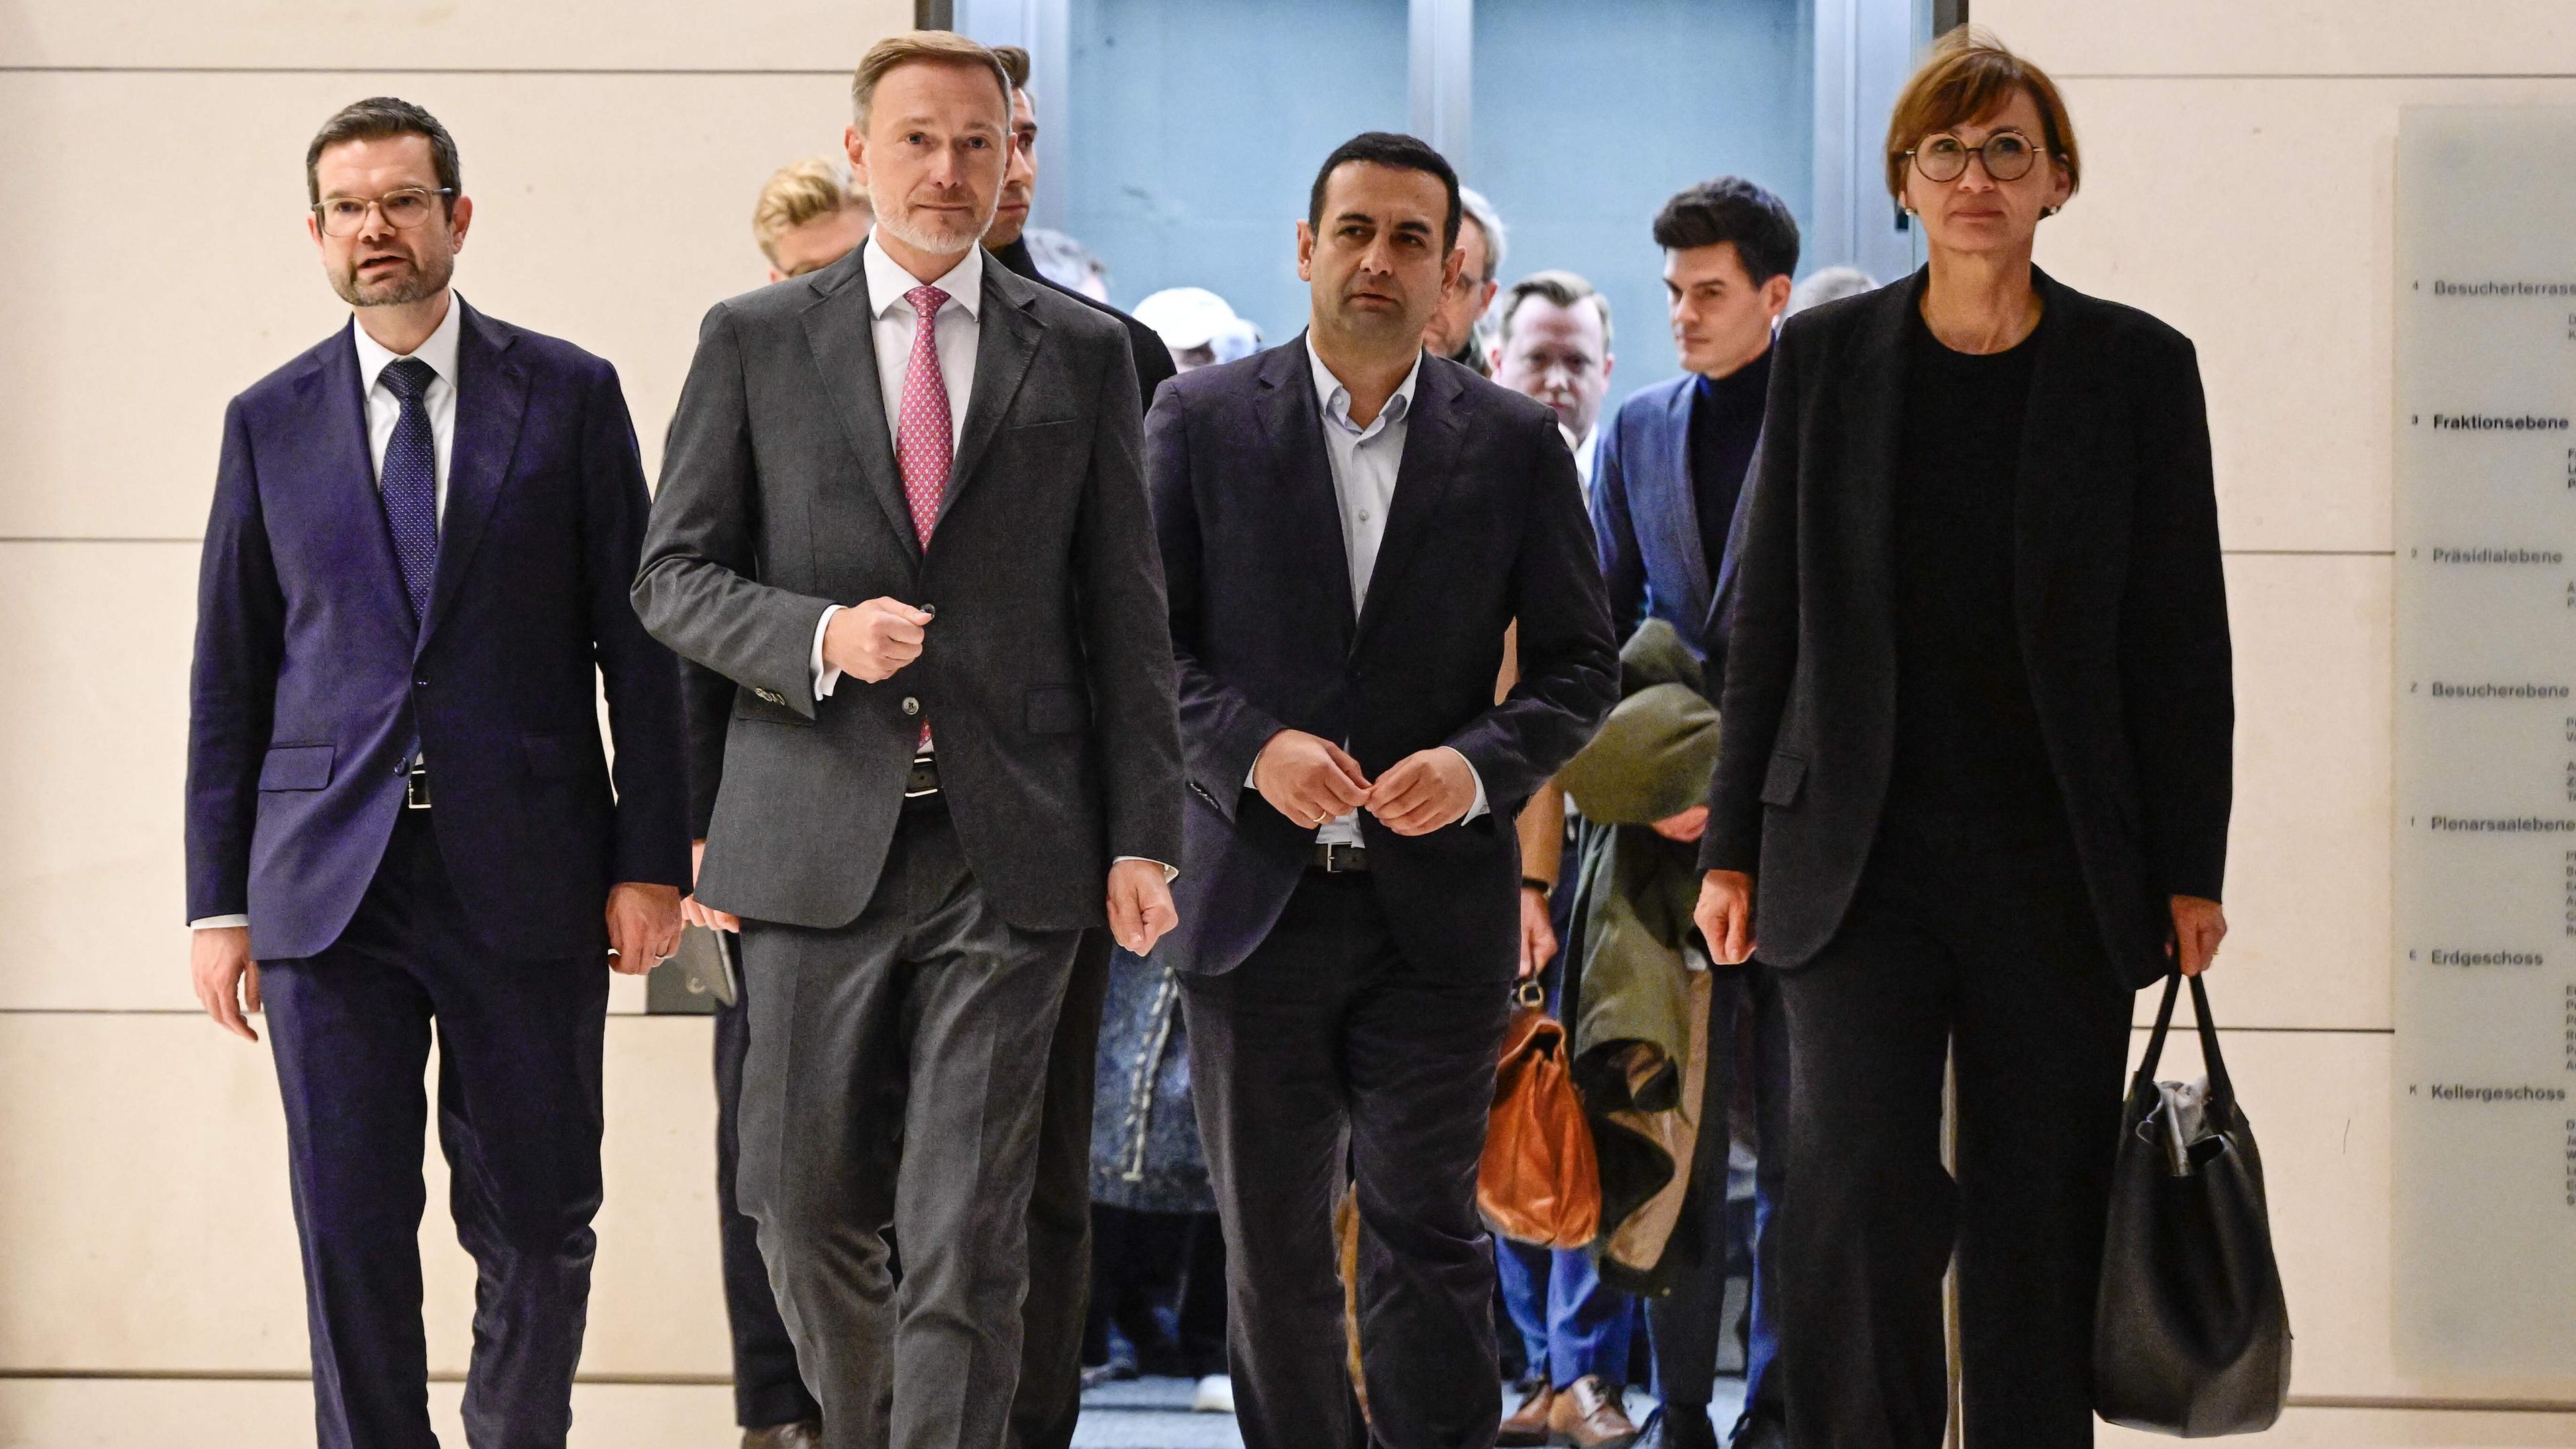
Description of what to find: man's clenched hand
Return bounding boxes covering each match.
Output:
[822,598,934,684]
[1107,859,1179,957]
[606,882,683,975]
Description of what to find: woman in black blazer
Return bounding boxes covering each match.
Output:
[1691,30,2235,1449]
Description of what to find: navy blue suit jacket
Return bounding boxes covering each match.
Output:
[1592,373,1720,655]
[187,302,692,962]
[1147,340,1618,979]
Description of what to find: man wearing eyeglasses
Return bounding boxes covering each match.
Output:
[186,96,690,1449]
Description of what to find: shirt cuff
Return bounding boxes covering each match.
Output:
[191,915,250,930]
[1113,856,1181,883]
[1443,746,1491,822]
[812,604,845,700]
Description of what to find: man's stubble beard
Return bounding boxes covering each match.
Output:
[332,246,453,309]
[867,183,999,259]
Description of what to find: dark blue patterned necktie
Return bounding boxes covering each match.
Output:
[378,357,440,623]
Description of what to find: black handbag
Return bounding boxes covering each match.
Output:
[2093,972,2293,1436]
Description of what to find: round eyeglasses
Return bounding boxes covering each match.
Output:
[1905,131,2040,184]
[311,187,455,237]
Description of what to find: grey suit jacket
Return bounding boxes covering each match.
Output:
[633,247,1184,932]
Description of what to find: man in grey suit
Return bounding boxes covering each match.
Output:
[633,33,1184,1449]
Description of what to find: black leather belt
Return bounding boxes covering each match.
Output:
[1309,843,1368,873]
[904,754,941,798]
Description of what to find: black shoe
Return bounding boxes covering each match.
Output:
[1727,1407,1789,1449]
[1636,1403,1720,1449]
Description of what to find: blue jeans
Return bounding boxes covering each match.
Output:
[1499,1238,1638,1389]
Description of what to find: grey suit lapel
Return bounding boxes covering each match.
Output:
[942,263,1044,526]
[799,255,920,559]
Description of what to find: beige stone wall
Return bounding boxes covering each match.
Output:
[0,4,904,1441]
[1962,0,2576,1440]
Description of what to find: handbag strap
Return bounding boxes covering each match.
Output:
[2131,971,2239,1118]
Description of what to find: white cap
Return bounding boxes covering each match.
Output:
[1135,286,1260,362]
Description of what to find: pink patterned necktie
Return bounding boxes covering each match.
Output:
[898,284,953,545]
[897,284,951,749]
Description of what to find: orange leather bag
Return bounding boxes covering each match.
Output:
[1479,981,1602,1248]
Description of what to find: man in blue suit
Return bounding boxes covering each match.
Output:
[185,98,690,1449]
[1588,177,1796,1449]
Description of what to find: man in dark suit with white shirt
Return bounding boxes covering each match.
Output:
[186,97,691,1449]
[1146,131,1618,1449]
[634,34,1183,1449]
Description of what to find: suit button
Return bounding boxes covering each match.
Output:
[414,678,429,688]
[902,697,922,717]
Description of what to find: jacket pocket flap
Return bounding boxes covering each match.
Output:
[521,733,582,780]
[1026,685,1087,735]
[1759,751,1807,807]
[257,743,335,792]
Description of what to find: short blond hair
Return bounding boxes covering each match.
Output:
[751,156,868,265]
[851,31,1013,129]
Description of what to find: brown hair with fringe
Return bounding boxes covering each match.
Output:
[1883,28,2079,205]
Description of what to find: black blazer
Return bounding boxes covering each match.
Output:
[1150,339,1618,979]
[635,247,1183,932]
[1701,269,2233,988]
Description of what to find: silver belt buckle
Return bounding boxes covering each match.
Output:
[405,762,432,810]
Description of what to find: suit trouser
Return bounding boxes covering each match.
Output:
[262,808,607,1449]
[716,978,823,1430]
[1006,927,1112,1449]
[1772,836,2131,1449]
[735,796,1080,1449]
[1647,962,1787,1419]
[1181,872,1512,1449]
[721,926,1107,1440]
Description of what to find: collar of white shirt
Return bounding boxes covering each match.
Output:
[1306,336,1423,441]
[861,235,985,321]
[350,290,464,392]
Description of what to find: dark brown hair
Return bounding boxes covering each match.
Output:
[1884,28,2079,203]
[991,44,1031,90]
[305,97,460,209]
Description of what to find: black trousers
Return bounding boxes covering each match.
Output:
[1773,831,2133,1449]
[716,977,821,1430]
[262,809,607,1449]
[1182,872,1512,1449]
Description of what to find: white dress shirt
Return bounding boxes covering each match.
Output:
[1567,421,1600,504]
[811,239,984,703]
[352,294,463,525]
[193,299,465,933]
[1287,339,1487,846]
